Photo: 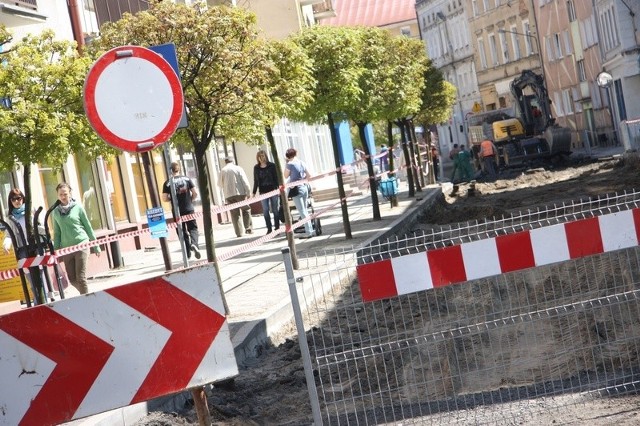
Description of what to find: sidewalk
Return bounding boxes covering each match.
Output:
[1,180,443,425]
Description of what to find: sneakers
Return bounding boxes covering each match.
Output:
[246,229,253,234]
[191,244,201,259]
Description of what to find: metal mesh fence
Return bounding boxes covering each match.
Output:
[291,192,640,425]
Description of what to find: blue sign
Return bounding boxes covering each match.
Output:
[149,43,188,129]
[147,207,168,239]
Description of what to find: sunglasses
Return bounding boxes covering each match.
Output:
[10,196,23,202]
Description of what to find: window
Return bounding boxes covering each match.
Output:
[509,26,521,60]
[472,0,479,16]
[553,92,564,117]
[483,0,490,13]
[567,0,576,22]
[478,38,488,69]
[400,26,411,37]
[577,59,586,81]
[489,33,499,66]
[522,21,533,56]
[499,30,510,63]
[562,89,574,115]
[562,30,573,55]
[554,33,563,59]
[545,36,554,61]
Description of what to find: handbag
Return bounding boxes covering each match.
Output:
[288,185,300,198]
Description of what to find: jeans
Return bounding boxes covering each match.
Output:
[261,194,280,232]
[178,218,199,256]
[291,185,313,235]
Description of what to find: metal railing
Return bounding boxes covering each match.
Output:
[287,191,640,424]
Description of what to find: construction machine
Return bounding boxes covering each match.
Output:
[468,70,571,167]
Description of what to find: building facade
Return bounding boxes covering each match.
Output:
[416,0,479,158]
[595,0,640,130]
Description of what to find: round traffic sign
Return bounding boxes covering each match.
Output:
[84,45,184,152]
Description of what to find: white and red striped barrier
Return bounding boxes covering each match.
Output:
[357,208,640,302]
[16,254,57,269]
[0,263,237,425]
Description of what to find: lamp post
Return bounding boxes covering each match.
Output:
[497,28,544,78]
[436,11,468,148]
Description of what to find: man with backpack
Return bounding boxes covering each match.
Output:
[162,161,201,259]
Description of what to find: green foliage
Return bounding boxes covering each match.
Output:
[415,62,456,126]
[290,25,365,124]
[0,30,111,174]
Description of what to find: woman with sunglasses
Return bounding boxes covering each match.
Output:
[2,188,45,299]
[52,182,100,295]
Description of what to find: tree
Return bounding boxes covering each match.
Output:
[377,34,429,201]
[0,30,111,239]
[342,27,426,219]
[259,39,314,269]
[291,25,366,238]
[90,4,274,424]
[414,64,456,184]
[90,2,273,280]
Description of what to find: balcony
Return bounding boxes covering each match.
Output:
[312,0,336,20]
[0,0,46,26]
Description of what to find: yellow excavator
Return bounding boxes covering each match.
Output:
[468,70,572,167]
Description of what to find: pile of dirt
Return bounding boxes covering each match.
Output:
[136,152,640,425]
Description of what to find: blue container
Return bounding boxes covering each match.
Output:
[379,178,399,198]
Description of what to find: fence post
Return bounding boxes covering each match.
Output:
[282,248,323,425]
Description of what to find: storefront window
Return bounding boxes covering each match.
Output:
[39,166,64,210]
[75,155,105,231]
[105,157,128,223]
[130,154,150,217]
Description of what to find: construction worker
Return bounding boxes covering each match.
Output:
[480,139,499,181]
[449,143,460,182]
[456,145,475,182]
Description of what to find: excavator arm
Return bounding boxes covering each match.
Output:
[509,70,555,133]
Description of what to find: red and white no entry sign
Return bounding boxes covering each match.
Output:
[84,45,184,152]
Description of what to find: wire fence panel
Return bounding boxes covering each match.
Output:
[291,192,640,425]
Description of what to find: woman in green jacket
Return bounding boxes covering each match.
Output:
[52,182,100,295]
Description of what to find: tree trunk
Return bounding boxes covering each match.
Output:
[405,119,422,192]
[409,119,426,188]
[327,113,352,238]
[357,122,381,220]
[397,120,415,197]
[386,121,398,207]
[266,125,298,269]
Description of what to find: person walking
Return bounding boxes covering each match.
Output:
[252,150,280,234]
[480,139,499,181]
[52,182,100,295]
[162,161,201,259]
[284,148,314,238]
[220,156,253,237]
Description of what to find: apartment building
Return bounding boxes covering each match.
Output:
[595,0,640,127]
[536,0,614,149]
[416,0,479,157]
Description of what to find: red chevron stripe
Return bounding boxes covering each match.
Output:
[0,306,114,426]
[106,277,225,402]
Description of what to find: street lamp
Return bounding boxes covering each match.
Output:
[498,28,544,78]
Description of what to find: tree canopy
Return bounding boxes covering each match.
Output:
[0,29,112,236]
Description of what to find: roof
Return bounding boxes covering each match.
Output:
[322,0,416,28]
